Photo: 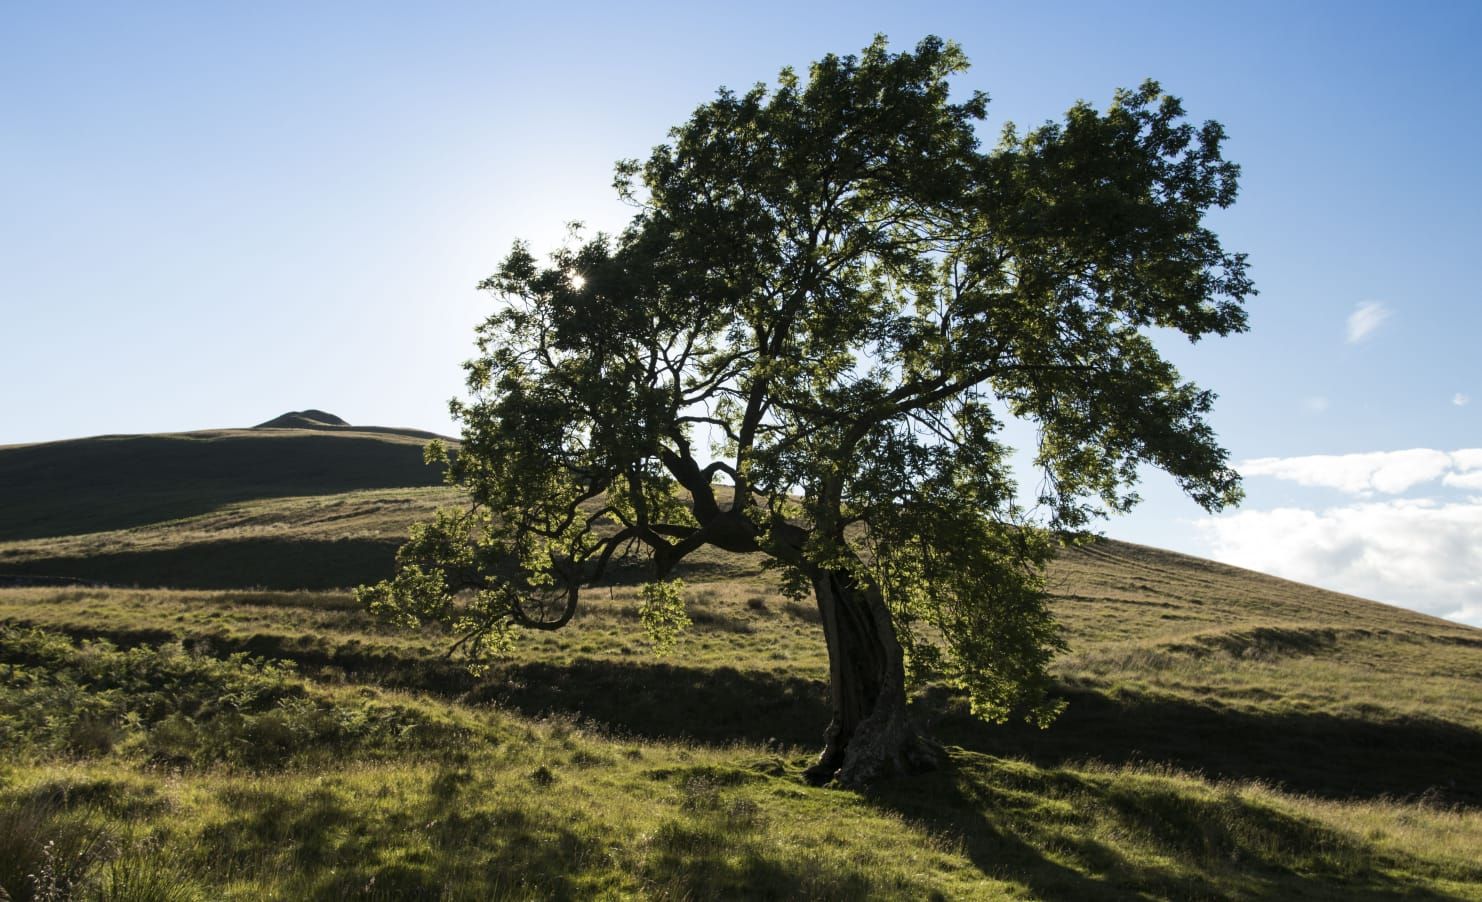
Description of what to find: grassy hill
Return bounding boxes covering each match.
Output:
[1,422,1479,899]
[0,486,457,589]
[0,411,450,548]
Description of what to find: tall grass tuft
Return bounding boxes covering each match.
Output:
[95,850,203,902]
[0,795,115,902]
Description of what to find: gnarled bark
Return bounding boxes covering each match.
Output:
[803,566,941,787]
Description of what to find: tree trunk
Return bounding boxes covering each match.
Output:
[802,566,941,787]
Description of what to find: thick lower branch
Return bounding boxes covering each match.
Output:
[510,581,579,630]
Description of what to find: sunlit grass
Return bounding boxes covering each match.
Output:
[5,721,1479,899]
[3,484,1481,897]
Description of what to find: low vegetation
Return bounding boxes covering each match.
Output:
[2,426,1479,898]
[3,541,1481,897]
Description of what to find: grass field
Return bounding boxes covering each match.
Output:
[2,426,1480,899]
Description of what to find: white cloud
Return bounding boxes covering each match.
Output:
[1240,448,1470,495]
[1303,396,1330,413]
[1442,471,1482,490]
[1444,601,1482,626]
[1456,393,1471,407]
[1451,449,1482,471]
[1197,499,1482,625]
[1346,301,1391,343]
[1204,446,1482,627]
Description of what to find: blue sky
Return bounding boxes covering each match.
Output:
[3,2,1479,623]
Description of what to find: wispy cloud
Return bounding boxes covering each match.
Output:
[1345,301,1391,343]
[1240,448,1481,495]
[1197,499,1482,625]
[1455,393,1471,407]
[1303,396,1330,413]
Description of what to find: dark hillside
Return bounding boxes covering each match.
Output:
[0,427,449,541]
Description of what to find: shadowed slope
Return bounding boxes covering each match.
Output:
[0,427,450,542]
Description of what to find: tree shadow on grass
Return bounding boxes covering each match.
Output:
[924,686,1482,809]
[863,755,1465,901]
[474,661,1482,808]
[198,782,604,901]
[470,659,832,748]
[22,618,1480,810]
[1,538,399,590]
[193,766,865,901]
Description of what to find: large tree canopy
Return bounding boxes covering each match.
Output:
[359,36,1252,786]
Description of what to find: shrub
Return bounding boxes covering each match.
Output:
[0,626,468,768]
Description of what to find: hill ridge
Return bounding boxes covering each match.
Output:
[0,423,452,542]
[254,409,350,429]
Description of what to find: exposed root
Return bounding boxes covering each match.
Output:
[804,714,943,788]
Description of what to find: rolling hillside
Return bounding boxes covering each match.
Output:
[0,411,451,564]
[0,411,454,588]
[1,419,1479,899]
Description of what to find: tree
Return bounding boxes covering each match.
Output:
[358,36,1252,787]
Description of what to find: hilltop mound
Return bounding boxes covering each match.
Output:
[251,410,449,442]
[254,409,350,429]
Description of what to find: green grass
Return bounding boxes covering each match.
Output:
[3,545,1481,898]
[3,636,1479,899]
[1,426,1480,898]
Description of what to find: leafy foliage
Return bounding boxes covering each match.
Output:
[638,579,691,655]
[361,35,1251,726]
[0,626,463,767]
